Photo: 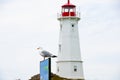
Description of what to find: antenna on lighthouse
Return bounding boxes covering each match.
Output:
[68,0,70,4]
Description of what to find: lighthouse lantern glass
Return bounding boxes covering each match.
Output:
[62,7,76,16]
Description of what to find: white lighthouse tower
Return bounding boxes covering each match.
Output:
[57,0,84,80]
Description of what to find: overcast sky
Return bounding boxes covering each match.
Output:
[0,0,120,80]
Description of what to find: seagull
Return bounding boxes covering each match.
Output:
[37,47,57,60]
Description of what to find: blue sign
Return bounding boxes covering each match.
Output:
[40,58,51,80]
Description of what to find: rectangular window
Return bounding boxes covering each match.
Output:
[72,24,74,27]
[60,24,62,31]
[57,67,59,72]
[59,44,61,52]
[74,66,77,72]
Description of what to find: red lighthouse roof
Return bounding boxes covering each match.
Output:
[62,0,76,8]
[61,0,76,16]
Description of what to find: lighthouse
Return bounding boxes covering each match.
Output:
[57,0,84,80]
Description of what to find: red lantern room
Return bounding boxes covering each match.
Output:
[61,0,76,16]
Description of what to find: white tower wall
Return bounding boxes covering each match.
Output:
[58,19,81,61]
[57,17,84,80]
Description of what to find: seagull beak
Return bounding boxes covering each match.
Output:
[37,47,43,50]
[37,47,40,50]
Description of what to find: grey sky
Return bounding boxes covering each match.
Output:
[0,0,120,80]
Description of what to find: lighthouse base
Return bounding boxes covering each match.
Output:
[57,61,84,79]
[55,76,85,80]
[60,78,85,80]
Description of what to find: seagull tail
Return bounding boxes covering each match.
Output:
[52,55,57,58]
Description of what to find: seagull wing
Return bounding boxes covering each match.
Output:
[40,50,52,57]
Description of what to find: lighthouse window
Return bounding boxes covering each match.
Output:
[70,9,73,12]
[72,24,74,27]
[74,66,77,72]
[71,24,75,31]
[60,24,62,31]
[59,44,61,52]
[57,67,59,72]
[65,8,69,12]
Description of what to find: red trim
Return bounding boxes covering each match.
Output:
[62,0,75,8]
[62,12,76,16]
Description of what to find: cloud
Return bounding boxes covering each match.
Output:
[78,1,120,80]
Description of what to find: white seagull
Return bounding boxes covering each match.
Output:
[37,47,57,60]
